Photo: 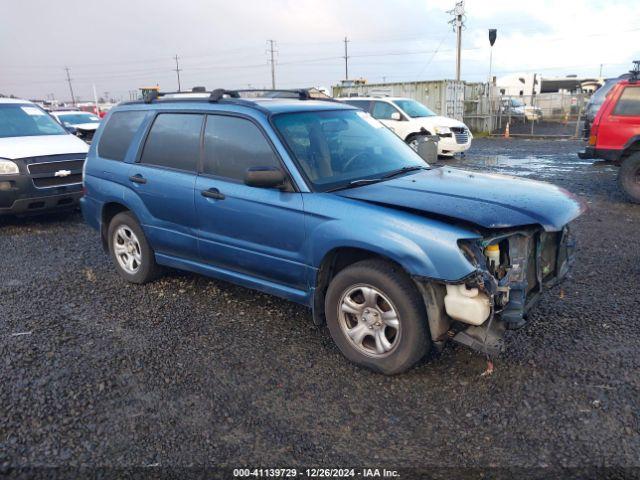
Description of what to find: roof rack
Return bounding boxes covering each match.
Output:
[136,87,339,111]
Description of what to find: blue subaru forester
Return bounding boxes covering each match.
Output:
[81,89,584,374]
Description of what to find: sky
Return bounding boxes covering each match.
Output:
[1,0,639,102]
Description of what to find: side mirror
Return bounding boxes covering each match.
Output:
[390,112,402,121]
[244,166,286,189]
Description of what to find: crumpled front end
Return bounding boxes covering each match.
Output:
[417,225,576,356]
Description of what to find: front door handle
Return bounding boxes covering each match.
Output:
[129,174,147,184]
[201,188,225,200]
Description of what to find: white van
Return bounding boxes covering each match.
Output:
[341,97,472,156]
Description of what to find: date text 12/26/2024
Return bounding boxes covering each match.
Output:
[233,468,400,478]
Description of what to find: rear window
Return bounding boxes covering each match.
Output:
[613,86,640,116]
[98,111,146,161]
[140,113,203,172]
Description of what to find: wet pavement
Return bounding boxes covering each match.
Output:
[1,137,639,476]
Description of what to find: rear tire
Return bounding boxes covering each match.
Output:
[107,211,162,284]
[325,259,430,375]
[618,152,640,204]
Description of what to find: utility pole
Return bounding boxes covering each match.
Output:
[64,67,76,106]
[448,1,465,81]
[343,36,350,81]
[174,55,182,92]
[599,63,603,78]
[267,40,277,89]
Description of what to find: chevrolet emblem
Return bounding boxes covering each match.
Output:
[54,169,72,178]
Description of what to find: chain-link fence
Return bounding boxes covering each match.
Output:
[491,92,588,137]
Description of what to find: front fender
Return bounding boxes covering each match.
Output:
[305,194,480,281]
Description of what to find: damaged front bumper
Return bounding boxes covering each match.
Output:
[416,225,577,356]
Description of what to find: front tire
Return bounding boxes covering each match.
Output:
[107,211,162,284]
[618,152,640,204]
[325,259,430,375]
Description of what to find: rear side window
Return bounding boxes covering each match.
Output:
[140,113,203,171]
[343,100,371,112]
[203,115,280,181]
[371,101,400,120]
[98,111,146,161]
[613,87,640,116]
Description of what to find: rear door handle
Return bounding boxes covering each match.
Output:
[201,188,225,200]
[129,174,147,184]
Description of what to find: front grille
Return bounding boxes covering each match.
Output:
[25,157,84,189]
[33,174,82,188]
[450,127,469,144]
[27,160,84,175]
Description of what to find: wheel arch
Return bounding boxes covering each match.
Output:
[405,129,432,142]
[101,202,133,251]
[621,136,640,161]
[312,246,417,326]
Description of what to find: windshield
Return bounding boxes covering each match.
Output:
[0,104,68,138]
[392,99,436,117]
[56,113,100,124]
[273,109,426,192]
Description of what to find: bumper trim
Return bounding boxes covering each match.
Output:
[578,146,622,163]
[0,191,82,216]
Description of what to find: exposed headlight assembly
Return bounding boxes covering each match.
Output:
[0,159,19,175]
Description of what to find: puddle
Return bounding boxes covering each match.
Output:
[457,153,616,179]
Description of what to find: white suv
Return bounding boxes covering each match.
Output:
[341,97,472,156]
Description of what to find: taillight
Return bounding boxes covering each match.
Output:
[588,135,597,146]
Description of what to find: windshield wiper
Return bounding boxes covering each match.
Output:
[325,166,428,193]
[381,165,428,179]
[324,178,383,192]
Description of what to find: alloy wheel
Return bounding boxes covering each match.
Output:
[337,284,401,357]
[113,225,142,274]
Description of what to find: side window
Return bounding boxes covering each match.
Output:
[344,100,371,112]
[613,87,640,116]
[98,110,146,161]
[140,113,203,171]
[203,115,280,181]
[371,101,400,120]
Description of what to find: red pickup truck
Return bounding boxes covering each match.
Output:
[579,61,640,203]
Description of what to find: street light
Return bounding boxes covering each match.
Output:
[488,29,497,132]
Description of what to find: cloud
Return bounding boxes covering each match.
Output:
[0,0,637,100]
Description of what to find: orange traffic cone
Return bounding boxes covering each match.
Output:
[504,122,510,139]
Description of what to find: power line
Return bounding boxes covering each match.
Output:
[174,55,182,92]
[64,66,76,105]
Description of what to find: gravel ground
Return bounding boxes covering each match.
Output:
[1,138,639,477]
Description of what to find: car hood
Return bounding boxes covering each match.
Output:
[0,134,89,159]
[413,116,467,129]
[70,122,99,131]
[335,167,585,231]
